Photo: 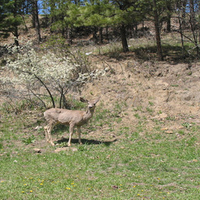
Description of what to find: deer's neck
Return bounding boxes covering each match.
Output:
[83,108,94,121]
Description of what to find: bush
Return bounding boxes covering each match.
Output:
[1,43,106,110]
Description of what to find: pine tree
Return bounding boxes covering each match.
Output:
[0,0,23,45]
[111,0,146,52]
[66,0,145,51]
[31,0,41,42]
[140,0,167,60]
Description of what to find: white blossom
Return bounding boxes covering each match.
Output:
[1,45,107,106]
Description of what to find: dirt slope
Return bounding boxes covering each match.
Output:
[1,51,200,150]
[80,56,200,140]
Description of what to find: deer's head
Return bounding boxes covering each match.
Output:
[80,97,100,111]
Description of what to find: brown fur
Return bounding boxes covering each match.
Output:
[44,97,100,146]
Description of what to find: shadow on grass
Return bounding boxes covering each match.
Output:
[105,44,198,63]
[56,137,117,146]
[50,125,117,146]
[133,44,198,63]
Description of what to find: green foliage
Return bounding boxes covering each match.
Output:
[22,135,36,145]
[1,43,106,110]
[65,0,146,28]
[1,99,37,114]
[0,142,3,149]
[65,3,84,27]
[0,0,23,38]
[80,1,115,27]
[44,35,67,49]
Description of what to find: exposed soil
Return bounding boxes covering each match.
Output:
[1,49,200,151]
[82,56,200,136]
[1,23,200,151]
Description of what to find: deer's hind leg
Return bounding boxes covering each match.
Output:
[68,123,75,147]
[44,122,56,146]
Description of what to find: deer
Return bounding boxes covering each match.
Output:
[44,97,100,146]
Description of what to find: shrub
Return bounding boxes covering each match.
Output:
[1,43,106,111]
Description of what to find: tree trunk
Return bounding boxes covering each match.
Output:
[105,26,109,41]
[99,27,103,44]
[120,24,129,52]
[32,11,36,28]
[181,0,187,29]
[67,28,72,45]
[92,27,98,44]
[178,11,186,58]
[166,1,171,32]
[189,0,199,56]
[153,0,163,61]
[13,0,19,46]
[32,0,41,42]
[14,27,19,46]
[166,13,171,32]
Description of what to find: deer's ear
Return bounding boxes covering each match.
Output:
[80,97,88,103]
[94,96,101,104]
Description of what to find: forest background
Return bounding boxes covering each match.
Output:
[1,0,200,61]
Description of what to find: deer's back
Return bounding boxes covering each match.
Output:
[44,108,85,124]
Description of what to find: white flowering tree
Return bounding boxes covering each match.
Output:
[1,44,106,109]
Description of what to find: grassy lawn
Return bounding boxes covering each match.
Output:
[1,102,200,200]
[1,19,200,199]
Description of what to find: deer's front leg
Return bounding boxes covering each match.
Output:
[68,123,74,146]
[77,126,82,145]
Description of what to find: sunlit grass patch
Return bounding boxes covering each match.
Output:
[1,100,200,199]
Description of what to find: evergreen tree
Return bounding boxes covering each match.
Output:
[0,0,23,45]
[43,0,70,37]
[111,0,146,52]
[31,0,41,42]
[66,0,145,51]
[0,0,10,38]
[70,0,114,43]
[141,0,167,60]
[152,0,163,60]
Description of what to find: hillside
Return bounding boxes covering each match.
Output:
[1,23,200,199]
[1,19,200,147]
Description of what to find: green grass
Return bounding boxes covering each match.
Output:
[93,32,199,62]
[1,104,200,199]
